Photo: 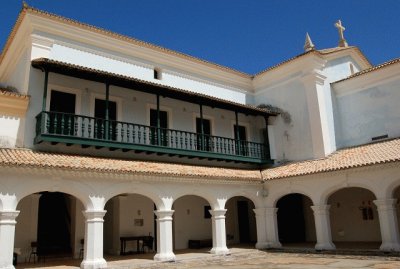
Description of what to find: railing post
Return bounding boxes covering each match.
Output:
[264,116,270,160]
[42,69,48,112]
[105,83,110,140]
[235,111,241,155]
[199,104,205,151]
[156,94,161,146]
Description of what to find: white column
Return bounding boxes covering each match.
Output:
[0,210,19,269]
[154,210,175,262]
[210,209,229,255]
[311,205,335,250]
[80,210,107,269]
[265,207,281,248]
[253,208,268,249]
[374,199,400,251]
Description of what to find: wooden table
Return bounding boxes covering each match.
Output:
[120,236,152,255]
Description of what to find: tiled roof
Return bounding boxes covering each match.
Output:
[333,57,400,84]
[0,148,262,182]
[262,138,400,180]
[254,46,372,77]
[0,88,29,99]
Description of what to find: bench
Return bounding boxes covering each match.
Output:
[188,239,212,249]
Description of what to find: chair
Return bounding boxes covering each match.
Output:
[79,239,84,259]
[28,242,38,263]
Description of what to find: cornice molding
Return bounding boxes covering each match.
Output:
[333,63,400,97]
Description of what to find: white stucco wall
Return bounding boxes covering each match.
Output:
[0,116,23,148]
[334,78,400,148]
[328,188,381,242]
[173,195,212,250]
[48,43,249,104]
[254,80,314,161]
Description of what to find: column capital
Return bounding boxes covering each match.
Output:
[374,199,397,209]
[253,208,267,217]
[311,204,331,214]
[265,207,278,215]
[209,209,227,219]
[0,210,20,224]
[82,210,106,222]
[154,210,174,221]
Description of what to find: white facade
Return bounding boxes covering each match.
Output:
[0,6,399,269]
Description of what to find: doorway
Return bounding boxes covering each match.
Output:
[196,118,212,151]
[49,90,76,135]
[94,98,117,140]
[37,192,72,257]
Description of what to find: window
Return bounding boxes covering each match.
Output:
[153,68,161,80]
[150,109,168,146]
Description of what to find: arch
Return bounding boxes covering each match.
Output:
[327,187,381,249]
[321,184,378,205]
[103,184,165,210]
[172,192,217,210]
[276,193,316,246]
[271,189,315,208]
[103,193,157,256]
[15,191,86,261]
[386,178,400,199]
[15,181,91,210]
[225,195,257,247]
[173,195,213,251]
[224,191,261,209]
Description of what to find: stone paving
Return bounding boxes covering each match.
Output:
[18,248,400,269]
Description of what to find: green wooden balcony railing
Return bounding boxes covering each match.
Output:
[35,111,271,164]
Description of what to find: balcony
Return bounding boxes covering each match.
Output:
[35,111,272,164]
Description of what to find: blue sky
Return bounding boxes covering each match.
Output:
[1,1,399,74]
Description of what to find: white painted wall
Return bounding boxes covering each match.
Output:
[254,80,314,161]
[173,195,212,250]
[334,78,400,148]
[48,43,249,104]
[0,116,24,148]
[328,188,381,242]
[15,194,40,263]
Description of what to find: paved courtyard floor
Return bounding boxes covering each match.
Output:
[18,248,400,269]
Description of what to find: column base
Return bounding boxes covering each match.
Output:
[210,247,230,255]
[154,252,176,262]
[380,242,400,252]
[315,242,336,250]
[0,263,15,269]
[264,241,282,249]
[80,258,107,269]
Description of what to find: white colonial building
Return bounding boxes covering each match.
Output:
[0,5,399,269]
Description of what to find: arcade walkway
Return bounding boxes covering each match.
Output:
[16,247,400,269]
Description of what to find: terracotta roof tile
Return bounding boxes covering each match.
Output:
[334,57,400,84]
[0,148,262,182]
[254,46,372,77]
[262,138,400,180]
[0,88,29,99]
